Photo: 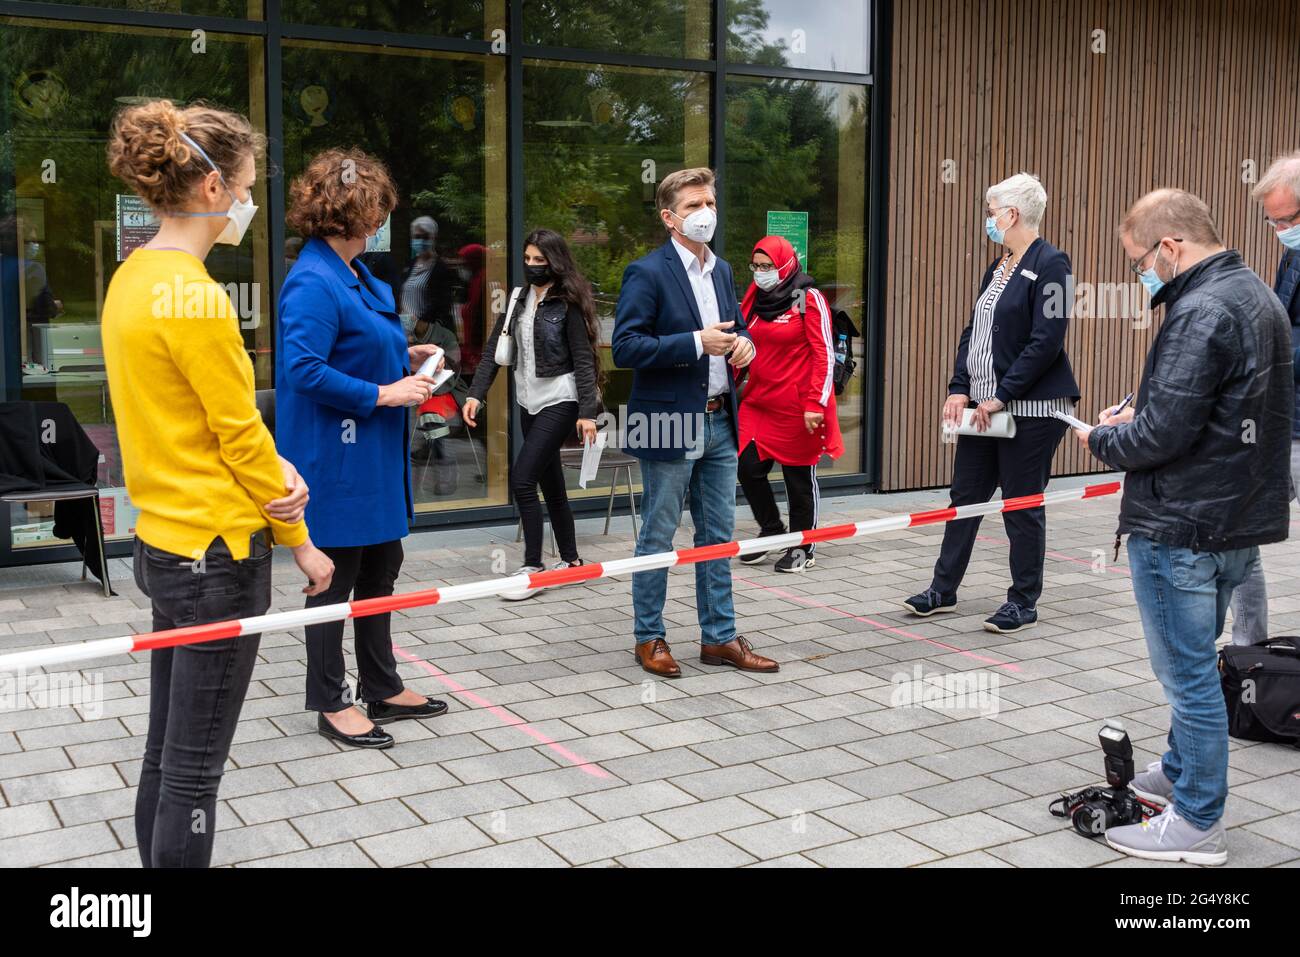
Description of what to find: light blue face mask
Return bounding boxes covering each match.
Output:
[1278,222,1300,251]
[1139,247,1171,298]
[985,210,1006,245]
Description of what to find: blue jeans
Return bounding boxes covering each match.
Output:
[1126,534,1257,829]
[633,408,737,647]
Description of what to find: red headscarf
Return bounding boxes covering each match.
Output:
[739,235,807,321]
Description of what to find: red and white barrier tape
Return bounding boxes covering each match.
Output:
[0,480,1121,674]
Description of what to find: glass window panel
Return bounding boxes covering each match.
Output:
[727,0,869,74]
[522,59,710,499]
[281,0,504,41]
[724,75,869,474]
[1,16,266,547]
[7,0,261,17]
[281,39,508,513]
[524,0,712,60]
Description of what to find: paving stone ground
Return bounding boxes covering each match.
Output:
[2,472,1298,868]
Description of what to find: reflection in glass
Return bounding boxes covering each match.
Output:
[523,59,710,497]
[282,40,508,513]
[281,0,503,40]
[6,0,259,16]
[1,17,265,545]
[727,0,870,74]
[724,75,869,473]
[524,0,712,60]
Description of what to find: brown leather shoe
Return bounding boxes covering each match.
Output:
[700,635,779,673]
[635,638,681,678]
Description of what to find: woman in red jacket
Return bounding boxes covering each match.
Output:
[736,235,844,572]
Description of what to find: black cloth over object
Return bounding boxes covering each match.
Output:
[0,401,110,587]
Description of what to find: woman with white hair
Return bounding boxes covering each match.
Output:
[903,172,1080,634]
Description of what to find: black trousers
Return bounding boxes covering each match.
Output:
[133,534,272,868]
[304,539,406,712]
[931,414,1069,607]
[737,440,821,553]
[515,400,580,567]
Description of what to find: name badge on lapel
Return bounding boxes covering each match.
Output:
[1020,269,1038,281]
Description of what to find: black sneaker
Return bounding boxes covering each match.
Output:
[901,587,957,616]
[738,546,772,565]
[774,547,815,573]
[984,601,1038,634]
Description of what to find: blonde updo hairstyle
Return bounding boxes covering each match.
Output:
[106,98,265,213]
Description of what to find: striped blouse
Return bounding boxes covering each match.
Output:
[966,262,1076,419]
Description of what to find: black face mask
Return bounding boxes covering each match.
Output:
[524,263,552,287]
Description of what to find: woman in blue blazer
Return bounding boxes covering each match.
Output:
[278,148,449,749]
[902,172,1080,635]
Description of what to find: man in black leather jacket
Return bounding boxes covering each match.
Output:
[1073,188,1293,866]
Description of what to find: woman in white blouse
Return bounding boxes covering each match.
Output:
[903,172,1081,634]
[464,229,604,599]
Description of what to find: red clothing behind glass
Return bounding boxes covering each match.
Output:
[737,237,844,467]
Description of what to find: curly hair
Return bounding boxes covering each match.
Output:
[106,99,264,212]
[285,147,398,240]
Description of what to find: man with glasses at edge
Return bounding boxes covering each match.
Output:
[1226,150,1300,646]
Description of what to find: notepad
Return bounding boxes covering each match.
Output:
[1051,410,1092,431]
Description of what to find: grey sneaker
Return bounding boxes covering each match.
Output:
[501,564,544,601]
[1104,805,1227,866]
[1130,760,1174,806]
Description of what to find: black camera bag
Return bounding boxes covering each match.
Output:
[1219,637,1300,747]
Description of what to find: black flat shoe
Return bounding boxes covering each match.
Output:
[316,712,394,749]
[366,695,450,725]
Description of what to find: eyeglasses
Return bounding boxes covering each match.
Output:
[1128,238,1182,275]
[985,205,1009,220]
[748,262,778,273]
[1264,208,1300,230]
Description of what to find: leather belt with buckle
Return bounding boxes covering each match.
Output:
[705,395,726,412]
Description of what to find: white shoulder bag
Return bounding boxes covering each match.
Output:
[494,286,524,367]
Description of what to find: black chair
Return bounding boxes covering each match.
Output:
[0,401,111,597]
[255,388,275,435]
[1,487,110,597]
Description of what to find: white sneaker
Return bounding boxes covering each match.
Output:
[500,565,544,601]
[1104,805,1227,866]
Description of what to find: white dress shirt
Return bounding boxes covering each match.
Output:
[513,286,578,415]
[671,237,732,398]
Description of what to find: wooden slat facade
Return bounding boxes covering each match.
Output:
[880,0,1300,490]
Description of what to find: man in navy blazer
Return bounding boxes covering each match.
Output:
[612,167,779,677]
[1228,150,1300,646]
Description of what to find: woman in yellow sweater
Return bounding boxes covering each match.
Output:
[103,99,334,868]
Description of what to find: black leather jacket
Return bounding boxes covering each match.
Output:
[1089,250,1294,552]
[468,289,602,419]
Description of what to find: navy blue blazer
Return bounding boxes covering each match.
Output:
[1273,249,1300,435]
[948,237,1080,405]
[275,237,413,548]
[612,240,752,461]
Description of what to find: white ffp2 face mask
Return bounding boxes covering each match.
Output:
[175,131,259,246]
[670,205,717,243]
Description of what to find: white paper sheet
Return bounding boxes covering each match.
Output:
[578,432,608,488]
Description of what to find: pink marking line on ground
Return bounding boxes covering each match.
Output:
[975,535,1131,576]
[392,645,610,778]
[734,577,1022,673]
